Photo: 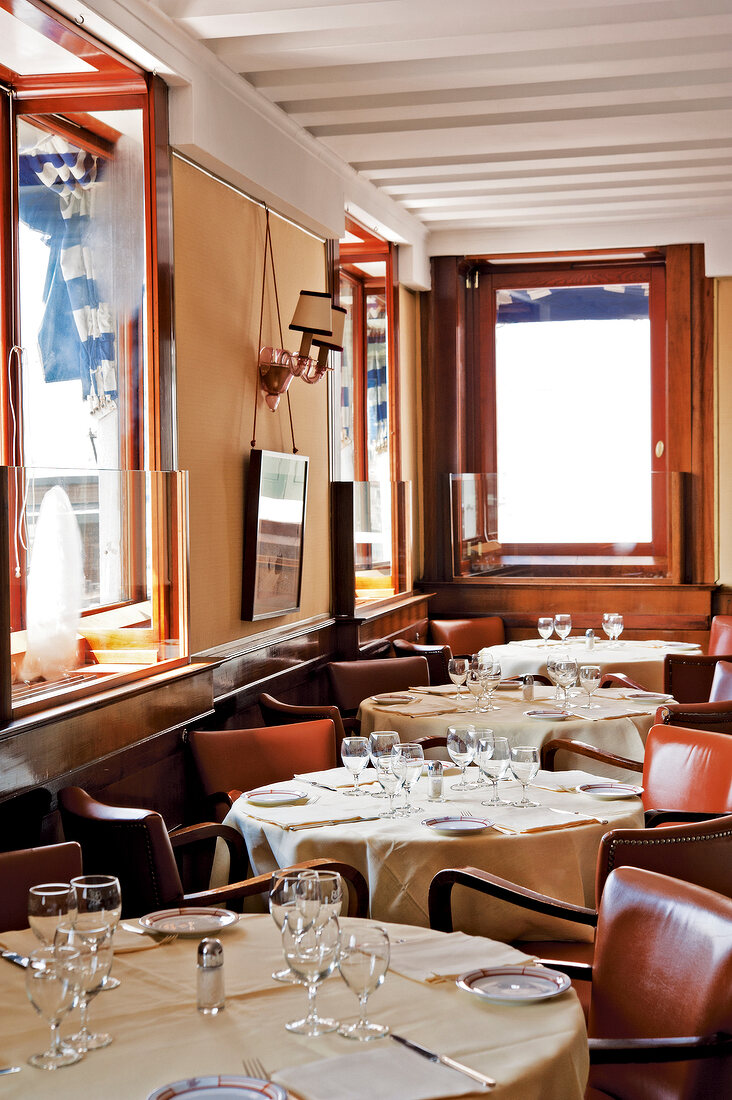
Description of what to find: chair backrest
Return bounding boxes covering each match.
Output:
[595,814,732,901]
[710,659,732,702]
[59,787,184,918]
[589,866,732,1100]
[190,720,337,800]
[709,615,732,655]
[429,617,505,654]
[642,724,732,813]
[392,640,451,685]
[326,656,429,714]
[258,695,347,748]
[0,842,82,933]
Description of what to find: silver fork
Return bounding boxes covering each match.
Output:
[242,1056,270,1081]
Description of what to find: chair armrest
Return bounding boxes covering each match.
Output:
[427,866,597,934]
[644,809,726,827]
[170,822,249,882]
[589,1033,732,1065]
[657,700,732,732]
[181,858,369,917]
[541,739,643,773]
[599,673,648,691]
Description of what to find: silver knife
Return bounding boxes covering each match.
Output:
[391,1033,495,1089]
[0,1067,21,1075]
[1,949,29,969]
[293,776,339,792]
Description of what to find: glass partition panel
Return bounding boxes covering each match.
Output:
[3,467,188,719]
[353,481,412,604]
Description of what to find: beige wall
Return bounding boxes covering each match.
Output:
[173,157,331,653]
[718,279,732,584]
[398,285,423,579]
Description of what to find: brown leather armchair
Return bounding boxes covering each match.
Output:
[392,639,451,684]
[0,842,82,933]
[428,617,505,654]
[325,656,429,718]
[664,617,732,702]
[657,698,732,734]
[258,693,350,749]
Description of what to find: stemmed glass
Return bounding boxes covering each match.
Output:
[369,731,400,798]
[447,657,468,701]
[375,758,401,818]
[602,612,616,646]
[480,657,502,711]
[25,945,82,1069]
[579,664,601,708]
[510,746,540,807]
[554,614,572,646]
[546,655,562,704]
[341,736,371,796]
[554,656,578,709]
[283,911,341,1036]
[476,735,511,806]
[390,742,424,814]
[538,617,554,649]
[28,883,77,946]
[338,926,390,1040]
[465,667,485,712]
[54,922,114,1052]
[611,614,624,645]
[71,875,122,990]
[446,725,477,790]
[269,871,311,982]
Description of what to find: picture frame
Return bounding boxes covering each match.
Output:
[241,449,309,620]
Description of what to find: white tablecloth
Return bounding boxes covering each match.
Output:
[0,916,588,1099]
[225,768,644,942]
[484,638,701,693]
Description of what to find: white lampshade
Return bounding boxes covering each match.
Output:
[313,304,346,352]
[289,290,333,337]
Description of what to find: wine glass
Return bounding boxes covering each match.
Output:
[341,736,371,796]
[369,731,400,798]
[480,656,502,711]
[554,614,572,645]
[510,745,540,807]
[28,883,77,945]
[476,735,511,806]
[283,911,341,1036]
[54,922,114,1052]
[71,874,122,990]
[538,617,554,648]
[546,654,562,703]
[390,742,424,814]
[602,612,616,645]
[446,725,477,790]
[375,758,401,818]
[269,871,311,982]
[448,657,468,701]
[579,664,601,708]
[338,925,390,1040]
[25,945,82,1070]
[465,667,485,712]
[611,613,624,645]
[306,870,343,925]
[554,656,578,708]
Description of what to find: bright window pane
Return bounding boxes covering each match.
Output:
[495,284,651,544]
[366,290,390,481]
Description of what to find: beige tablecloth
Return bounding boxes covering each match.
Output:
[485,638,701,693]
[225,769,643,942]
[0,916,588,1099]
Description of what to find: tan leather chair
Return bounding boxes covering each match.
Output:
[392,639,451,684]
[664,617,732,702]
[258,694,349,750]
[59,786,367,920]
[429,617,505,654]
[0,842,82,933]
[710,615,732,653]
[326,656,429,717]
[585,866,732,1099]
[190,720,338,819]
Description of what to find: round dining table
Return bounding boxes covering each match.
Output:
[0,912,589,1099]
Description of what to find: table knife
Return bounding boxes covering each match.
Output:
[293,776,339,792]
[1,949,29,969]
[391,1033,495,1089]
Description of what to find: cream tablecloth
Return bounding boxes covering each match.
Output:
[484,638,701,693]
[0,915,588,1099]
[225,769,644,942]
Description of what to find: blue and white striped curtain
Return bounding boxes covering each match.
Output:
[20,133,117,414]
[366,314,388,456]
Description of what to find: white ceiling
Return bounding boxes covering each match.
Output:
[154,0,732,248]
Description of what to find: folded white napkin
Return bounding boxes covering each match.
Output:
[532,769,620,792]
[491,807,599,834]
[273,1047,486,1100]
[293,767,379,789]
[388,930,532,983]
[244,805,382,831]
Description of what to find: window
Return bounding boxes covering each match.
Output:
[1,2,185,721]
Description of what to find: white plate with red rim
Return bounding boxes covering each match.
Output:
[457,965,571,1004]
[578,783,644,799]
[245,787,309,807]
[625,691,674,704]
[139,908,240,936]
[147,1077,286,1100]
[421,816,493,836]
[523,709,572,720]
[371,693,413,705]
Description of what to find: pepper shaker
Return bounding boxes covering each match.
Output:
[585,628,595,651]
[522,674,535,702]
[197,937,225,1014]
[427,760,445,802]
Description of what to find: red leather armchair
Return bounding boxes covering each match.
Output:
[325,656,429,717]
[392,639,451,684]
[428,617,505,654]
[0,842,82,933]
[664,616,732,702]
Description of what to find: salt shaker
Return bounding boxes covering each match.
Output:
[585,628,595,651]
[427,760,445,802]
[197,937,225,1014]
[522,674,535,702]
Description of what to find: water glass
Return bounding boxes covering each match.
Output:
[447,657,468,700]
[338,926,390,1040]
[25,945,82,1070]
[446,725,477,790]
[510,745,540,807]
[537,617,554,646]
[54,922,114,1052]
[480,656,502,711]
[369,731,400,798]
[341,736,371,796]
[268,871,311,982]
[602,612,616,645]
[554,614,572,644]
[390,742,424,814]
[476,735,510,806]
[465,668,485,712]
[71,874,122,990]
[283,911,341,1036]
[611,613,624,644]
[554,656,579,708]
[579,664,601,708]
[28,883,77,945]
[546,655,562,703]
[376,759,402,818]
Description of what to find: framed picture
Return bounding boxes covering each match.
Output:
[241,449,309,620]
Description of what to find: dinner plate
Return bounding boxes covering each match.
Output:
[457,965,571,1004]
[421,816,493,836]
[625,692,674,704]
[578,783,644,799]
[523,709,571,720]
[147,1077,286,1100]
[245,787,309,807]
[371,693,413,705]
[139,908,240,936]
[498,679,523,690]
